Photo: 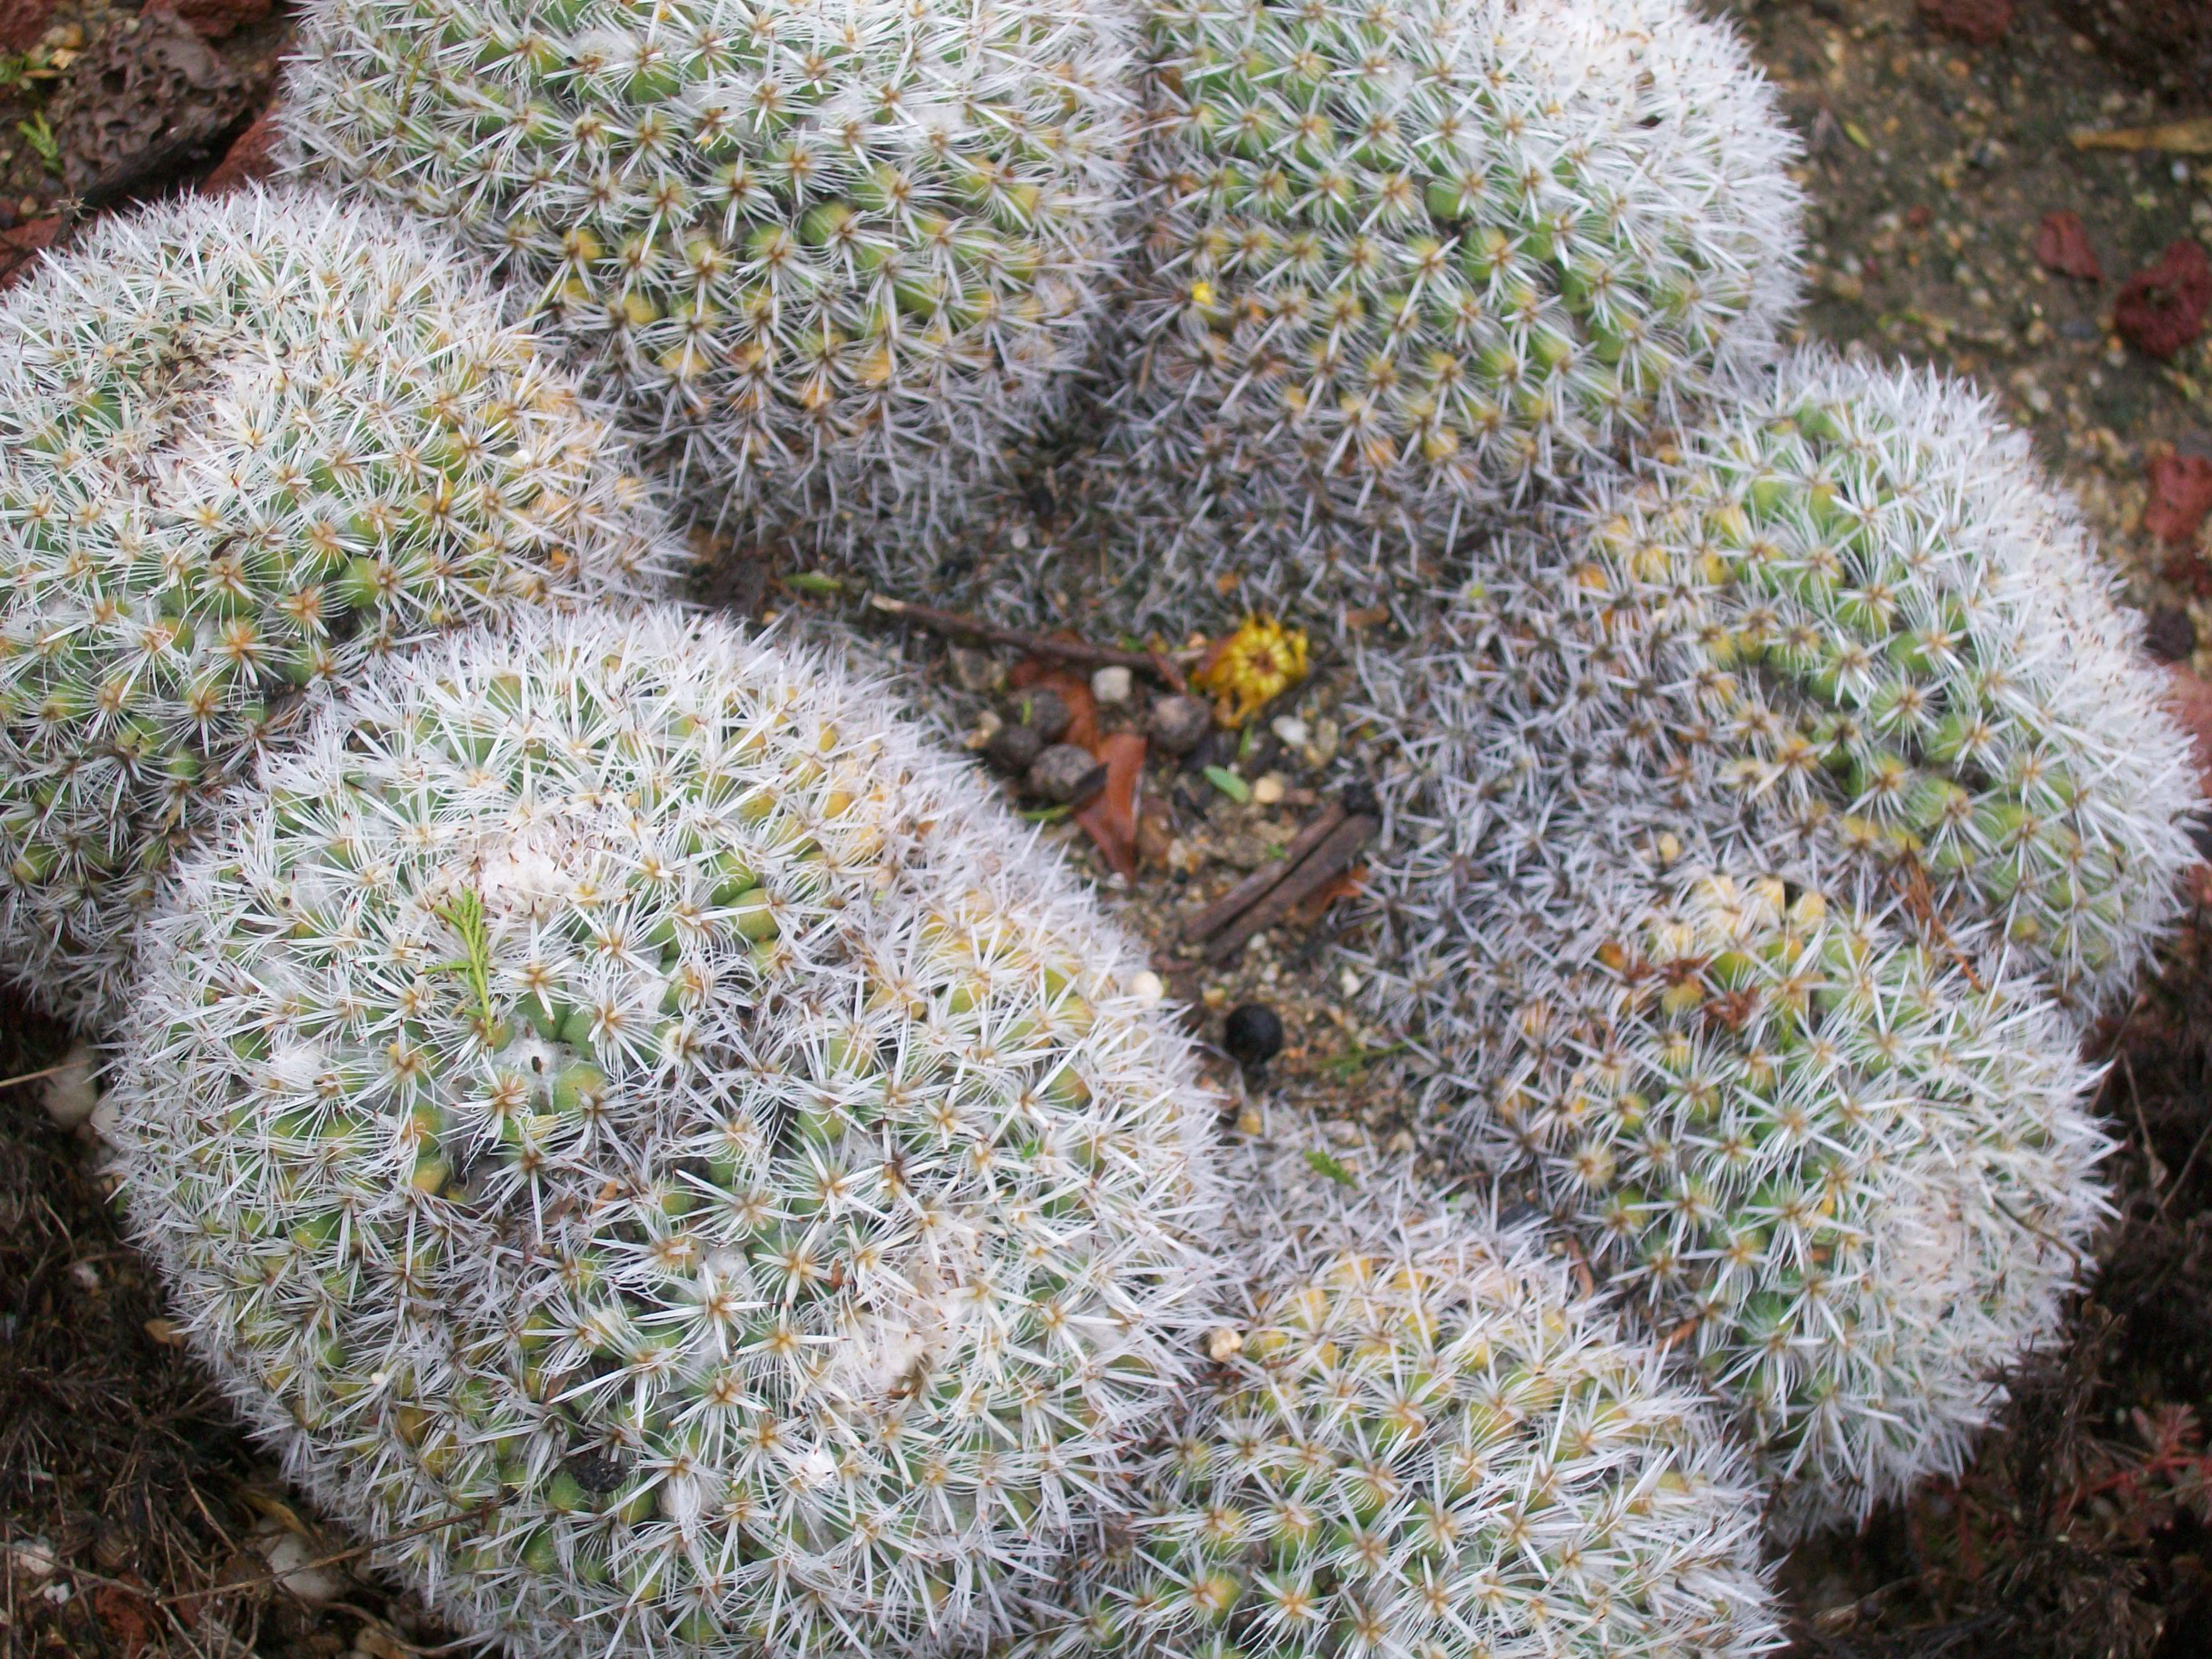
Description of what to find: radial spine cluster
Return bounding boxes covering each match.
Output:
[107,607,1223,1659]
[1023,1108,1783,1659]
[0,188,665,1029]
[1086,0,1798,609]
[280,0,1138,549]
[1347,761,2108,1532]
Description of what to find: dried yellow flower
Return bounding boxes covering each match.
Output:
[1194,615,1309,727]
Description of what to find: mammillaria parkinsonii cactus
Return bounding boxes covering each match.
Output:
[1347,766,2108,1533]
[1404,349,2202,1012]
[1083,0,1798,614]
[107,607,1223,1658]
[279,0,1137,554]
[0,188,666,1029]
[1023,1108,1783,1659]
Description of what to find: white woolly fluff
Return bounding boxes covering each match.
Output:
[1068,0,1801,627]
[0,186,671,1029]
[279,0,1139,557]
[107,606,1224,1659]
[1341,726,2111,1535]
[1018,1104,1785,1659]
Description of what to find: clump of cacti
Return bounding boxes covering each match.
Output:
[1083,0,1798,612]
[279,0,1136,556]
[1373,350,2202,1010]
[1023,1107,1783,1658]
[0,188,665,1028]
[1347,767,2109,1531]
[107,607,1223,1658]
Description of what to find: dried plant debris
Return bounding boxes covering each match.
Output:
[47,9,255,206]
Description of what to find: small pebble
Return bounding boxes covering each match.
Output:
[252,1521,344,1607]
[2145,605,2196,663]
[1308,718,1341,767]
[1270,714,1309,749]
[963,709,1003,751]
[38,1043,99,1131]
[1129,970,1165,1006]
[1223,1002,1285,1068]
[1338,966,1364,998]
[7,1538,59,1582]
[1090,665,1132,706]
[1206,1326,1245,1361]
[1251,774,1285,806]
[1028,743,1107,806]
[985,720,1044,774]
[1147,694,1213,756]
[1135,802,1176,865]
[1015,686,1072,744]
[948,646,1004,694]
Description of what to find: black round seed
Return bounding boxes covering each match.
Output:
[1223,1002,1285,1068]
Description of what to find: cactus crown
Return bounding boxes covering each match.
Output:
[1082,0,1798,615]
[281,0,1137,545]
[0,187,664,1027]
[1026,1113,1782,1659]
[1427,350,2201,1010]
[108,608,1221,1658]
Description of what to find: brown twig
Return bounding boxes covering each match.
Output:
[1890,859,1985,993]
[1203,813,1377,965]
[1181,801,1347,944]
[863,593,1188,694]
[0,1060,69,1090]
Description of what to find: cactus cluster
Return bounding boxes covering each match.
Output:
[5,0,2193,1626]
[107,607,1223,1658]
[279,0,1137,552]
[1369,350,2201,1011]
[1072,0,1799,618]
[1023,1110,1783,1659]
[0,189,665,1028]
[1347,739,2109,1532]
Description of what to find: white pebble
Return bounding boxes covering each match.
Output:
[1090,665,1132,706]
[37,1043,99,1130]
[1251,774,1286,806]
[85,1093,121,1146]
[8,1538,59,1582]
[1338,967,1364,998]
[1270,715,1309,749]
[1128,970,1165,1006]
[252,1521,344,1607]
[963,709,1003,751]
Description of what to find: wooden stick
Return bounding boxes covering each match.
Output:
[0,1060,69,1090]
[1180,802,1347,944]
[1204,814,1376,964]
[863,593,1188,694]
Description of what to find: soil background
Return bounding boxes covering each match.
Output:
[5,1,2212,1655]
